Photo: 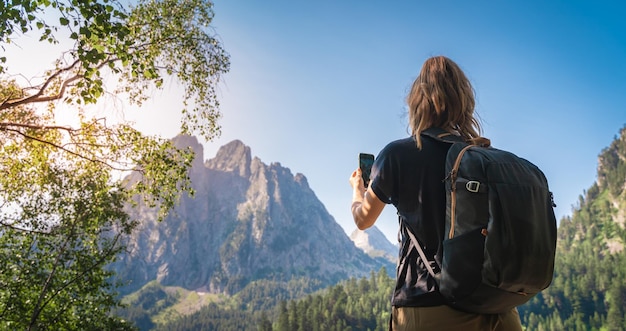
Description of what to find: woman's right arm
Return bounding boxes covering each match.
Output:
[349,169,385,230]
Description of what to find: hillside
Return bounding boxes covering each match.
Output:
[517,125,626,330]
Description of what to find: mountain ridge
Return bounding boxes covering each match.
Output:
[111,136,394,297]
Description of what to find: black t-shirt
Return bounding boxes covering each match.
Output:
[370,134,451,307]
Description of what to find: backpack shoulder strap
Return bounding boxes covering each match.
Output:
[422,127,465,143]
[423,128,492,147]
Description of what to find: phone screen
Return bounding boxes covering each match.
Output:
[358,153,375,187]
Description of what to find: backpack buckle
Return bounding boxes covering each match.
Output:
[466,181,481,193]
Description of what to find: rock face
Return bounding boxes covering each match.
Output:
[350,226,398,263]
[112,137,393,295]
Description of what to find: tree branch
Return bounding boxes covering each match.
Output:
[1,57,119,110]
[0,220,56,236]
[0,59,81,110]
[1,126,139,173]
[0,122,77,132]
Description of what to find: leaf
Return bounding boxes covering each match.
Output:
[59,17,69,26]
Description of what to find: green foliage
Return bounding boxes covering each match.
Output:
[0,0,229,329]
[125,0,229,140]
[152,268,394,331]
[116,277,325,329]
[2,0,229,141]
[598,125,626,198]
[114,282,181,330]
[154,302,258,331]
[114,281,239,330]
[234,277,326,312]
[270,268,393,331]
[0,117,140,330]
[0,101,197,329]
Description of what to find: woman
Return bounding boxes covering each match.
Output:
[349,56,523,331]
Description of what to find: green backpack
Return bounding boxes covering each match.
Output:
[410,128,558,314]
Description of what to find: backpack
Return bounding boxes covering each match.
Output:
[408,128,558,314]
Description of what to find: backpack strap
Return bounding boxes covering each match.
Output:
[408,226,439,279]
[422,127,491,147]
[445,139,491,240]
[399,214,440,279]
[421,127,465,143]
[447,144,474,239]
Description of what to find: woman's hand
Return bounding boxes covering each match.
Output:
[349,168,366,193]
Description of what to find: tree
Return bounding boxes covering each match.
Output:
[258,311,273,331]
[0,0,229,329]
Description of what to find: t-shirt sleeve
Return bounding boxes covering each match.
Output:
[370,143,398,205]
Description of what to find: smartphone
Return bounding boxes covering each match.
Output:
[358,153,375,187]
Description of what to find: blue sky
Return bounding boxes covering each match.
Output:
[5,1,626,243]
[196,0,626,242]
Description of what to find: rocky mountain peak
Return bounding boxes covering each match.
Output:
[205,139,251,177]
[294,172,309,188]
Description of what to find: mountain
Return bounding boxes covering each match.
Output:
[350,226,398,263]
[111,137,393,297]
[517,125,626,330]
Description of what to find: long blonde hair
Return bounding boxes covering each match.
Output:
[407,56,482,149]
